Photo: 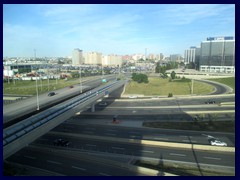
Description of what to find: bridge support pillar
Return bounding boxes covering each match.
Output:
[91,103,95,112]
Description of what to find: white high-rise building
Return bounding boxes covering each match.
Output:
[84,52,102,65]
[184,47,197,64]
[102,54,122,67]
[72,48,83,65]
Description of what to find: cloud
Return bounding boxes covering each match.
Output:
[155,4,234,25]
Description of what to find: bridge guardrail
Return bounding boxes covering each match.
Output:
[3,80,125,147]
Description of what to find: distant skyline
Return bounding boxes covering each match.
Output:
[3,4,235,58]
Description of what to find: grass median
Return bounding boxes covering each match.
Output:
[124,77,214,96]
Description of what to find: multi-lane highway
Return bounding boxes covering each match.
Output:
[5,121,235,176]
[6,145,147,176]
[3,75,117,125]
[3,76,235,176]
[52,122,235,147]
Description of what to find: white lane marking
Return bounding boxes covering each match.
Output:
[112,147,125,150]
[106,129,118,132]
[82,131,94,134]
[140,150,154,154]
[24,155,36,159]
[180,135,192,138]
[104,133,116,136]
[98,172,111,176]
[86,144,96,147]
[169,153,186,157]
[182,140,197,143]
[204,157,221,160]
[47,160,62,165]
[72,166,86,171]
[153,137,169,140]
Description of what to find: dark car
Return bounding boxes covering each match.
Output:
[53,138,63,146]
[48,92,56,96]
[61,140,70,147]
[205,100,215,104]
[53,139,70,147]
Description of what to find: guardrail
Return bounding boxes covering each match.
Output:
[3,80,125,148]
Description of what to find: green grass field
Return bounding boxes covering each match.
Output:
[124,77,215,96]
[3,78,82,95]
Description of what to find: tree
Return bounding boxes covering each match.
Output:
[155,62,160,73]
[131,73,149,83]
[171,71,176,80]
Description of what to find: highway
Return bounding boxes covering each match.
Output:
[80,95,235,118]
[3,75,117,125]
[6,145,147,176]
[5,128,234,176]
[3,75,235,175]
[52,122,235,147]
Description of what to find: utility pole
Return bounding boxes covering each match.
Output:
[34,49,40,110]
[79,65,82,93]
[191,78,194,95]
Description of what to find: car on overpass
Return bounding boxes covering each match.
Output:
[205,100,216,104]
[48,92,56,96]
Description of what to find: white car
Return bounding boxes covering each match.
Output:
[210,140,227,146]
[99,102,107,106]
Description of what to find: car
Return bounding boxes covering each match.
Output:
[53,138,63,146]
[99,102,107,106]
[205,100,215,104]
[210,140,227,146]
[61,140,70,147]
[48,92,56,96]
[53,139,70,147]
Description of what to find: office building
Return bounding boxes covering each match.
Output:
[170,54,183,62]
[200,36,235,73]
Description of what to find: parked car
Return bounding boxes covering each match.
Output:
[48,92,56,96]
[210,140,227,146]
[205,100,215,104]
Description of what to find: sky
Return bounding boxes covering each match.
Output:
[3,4,235,58]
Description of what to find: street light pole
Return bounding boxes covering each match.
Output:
[191,78,194,95]
[79,65,82,93]
[47,65,50,91]
[34,49,40,110]
[102,59,104,80]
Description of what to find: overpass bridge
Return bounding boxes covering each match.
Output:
[3,80,126,160]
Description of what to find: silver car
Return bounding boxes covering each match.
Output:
[210,140,227,146]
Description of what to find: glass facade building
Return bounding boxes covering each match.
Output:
[200,37,235,73]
